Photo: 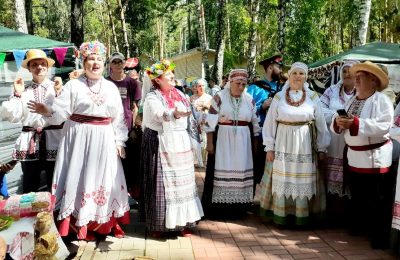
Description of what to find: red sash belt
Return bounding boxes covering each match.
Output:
[218,120,250,126]
[348,139,390,151]
[70,114,112,125]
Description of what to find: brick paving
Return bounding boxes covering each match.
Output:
[66,168,397,260]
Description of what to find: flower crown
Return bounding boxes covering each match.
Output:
[79,41,107,61]
[146,59,176,79]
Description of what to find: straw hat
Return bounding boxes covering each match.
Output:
[21,49,55,69]
[350,61,389,91]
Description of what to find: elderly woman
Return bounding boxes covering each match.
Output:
[202,69,260,218]
[28,41,130,241]
[190,79,212,167]
[0,49,63,192]
[258,62,330,226]
[319,61,358,223]
[331,61,393,249]
[140,60,203,237]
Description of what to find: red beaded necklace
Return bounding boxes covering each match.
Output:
[285,87,306,107]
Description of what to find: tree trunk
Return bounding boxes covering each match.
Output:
[25,0,33,34]
[14,0,28,33]
[226,0,231,51]
[277,0,287,54]
[106,0,119,53]
[71,0,84,47]
[211,0,227,85]
[356,0,372,46]
[157,17,164,60]
[246,0,260,82]
[117,0,130,57]
[195,0,210,80]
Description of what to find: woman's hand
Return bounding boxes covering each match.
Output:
[173,107,191,119]
[335,116,354,130]
[266,151,275,162]
[53,77,63,95]
[14,77,25,96]
[262,97,272,110]
[218,115,232,124]
[117,145,126,159]
[27,101,52,116]
[69,69,83,80]
[206,142,214,155]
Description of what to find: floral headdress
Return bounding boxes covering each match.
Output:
[146,59,176,79]
[79,41,107,61]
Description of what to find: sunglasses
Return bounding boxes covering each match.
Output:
[111,60,124,65]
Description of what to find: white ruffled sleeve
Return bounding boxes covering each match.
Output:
[110,85,128,147]
[390,103,400,142]
[320,87,336,125]
[0,96,24,123]
[262,95,279,151]
[143,93,174,123]
[46,81,74,125]
[250,97,261,136]
[313,94,331,152]
[203,93,221,133]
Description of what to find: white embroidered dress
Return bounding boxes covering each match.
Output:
[263,86,330,200]
[142,90,204,229]
[390,103,400,229]
[320,83,354,196]
[206,89,260,204]
[0,79,63,161]
[46,76,129,227]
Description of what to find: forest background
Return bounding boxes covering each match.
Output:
[1,0,400,83]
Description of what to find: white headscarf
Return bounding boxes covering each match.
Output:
[282,62,310,91]
[339,60,360,84]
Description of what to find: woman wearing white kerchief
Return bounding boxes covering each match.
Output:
[319,61,358,223]
[202,69,260,218]
[258,62,330,226]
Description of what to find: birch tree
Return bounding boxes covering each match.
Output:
[14,0,28,33]
[211,0,227,85]
[277,0,287,54]
[117,0,130,57]
[195,0,210,80]
[246,0,260,82]
[106,0,119,52]
[356,0,372,46]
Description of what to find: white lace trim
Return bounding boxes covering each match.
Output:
[212,188,253,204]
[272,181,315,200]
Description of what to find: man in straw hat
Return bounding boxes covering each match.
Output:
[331,61,393,249]
[247,54,283,187]
[0,49,64,193]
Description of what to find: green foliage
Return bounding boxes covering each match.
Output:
[0,0,15,28]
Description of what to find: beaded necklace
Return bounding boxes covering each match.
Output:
[86,77,105,105]
[285,87,306,107]
[229,94,242,134]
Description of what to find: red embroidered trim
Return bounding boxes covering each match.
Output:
[349,116,359,136]
[349,166,390,174]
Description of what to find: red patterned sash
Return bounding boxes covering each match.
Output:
[70,114,112,125]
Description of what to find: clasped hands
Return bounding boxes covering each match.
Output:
[335,115,354,131]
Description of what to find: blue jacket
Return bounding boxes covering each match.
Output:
[247,79,281,126]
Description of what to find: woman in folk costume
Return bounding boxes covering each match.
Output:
[28,41,130,241]
[319,61,358,224]
[139,60,203,237]
[0,49,63,192]
[258,62,330,226]
[331,61,393,249]
[190,78,212,167]
[202,69,261,218]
